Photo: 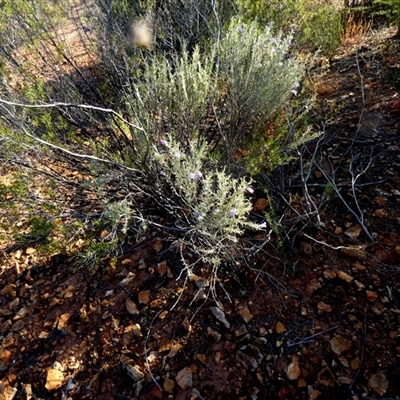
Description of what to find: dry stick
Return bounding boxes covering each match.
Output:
[143,309,163,391]
[287,325,339,348]
[0,99,143,174]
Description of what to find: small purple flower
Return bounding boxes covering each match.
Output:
[159,139,169,147]
[194,211,203,221]
[173,152,181,159]
[159,170,166,176]
[188,171,203,181]
[246,186,254,195]
[229,208,238,218]
[291,89,298,96]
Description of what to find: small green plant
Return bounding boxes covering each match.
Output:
[373,0,400,36]
[150,136,259,267]
[235,0,344,56]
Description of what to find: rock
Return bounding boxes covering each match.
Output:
[323,269,337,279]
[126,299,139,315]
[0,382,17,400]
[344,224,362,239]
[0,349,12,371]
[317,301,332,313]
[366,290,378,302]
[45,368,64,391]
[368,371,388,396]
[87,373,100,391]
[286,356,301,380]
[120,355,144,382]
[253,198,268,212]
[0,284,16,297]
[337,271,353,283]
[119,272,136,287]
[22,383,33,400]
[307,279,321,294]
[57,313,71,330]
[341,246,366,260]
[275,321,287,334]
[329,335,352,355]
[210,307,230,329]
[238,306,253,323]
[163,378,175,394]
[176,367,193,389]
[138,290,150,304]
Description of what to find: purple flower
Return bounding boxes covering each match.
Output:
[159,139,169,147]
[188,171,203,181]
[246,186,254,195]
[159,170,166,176]
[173,152,181,159]
[291,89,298,96]
[194,211,203,221]
[229,208,238,218]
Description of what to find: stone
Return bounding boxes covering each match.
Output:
[366,290,378,302]
[275,321,287,334]
[210,307,230,329]
[307,279,321,294]
[176,367,193,389]
[368,371,388,396]
[337,271,353,283]
[163,378,175,394]
[120,355,144,382]
[344,224,362,239]
[286,356,301,380]
[317,301,332,313]
[138,290,150,304]
[238,306,253,323]
[0,349,12,371]
[126,299,139,315]
[45,368,64,391]
[341,246,366,260]
[329,335,352,355]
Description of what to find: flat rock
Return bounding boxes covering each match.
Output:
[368,371,388,395]
[286,356,301,380]
[45,368,64,391]
[210,307,230,329]
[176,367,193,389]
[329,335,352,355]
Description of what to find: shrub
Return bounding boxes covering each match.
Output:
[372,0,400,36]
[0,1,313,270]
[235,0,344,56]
